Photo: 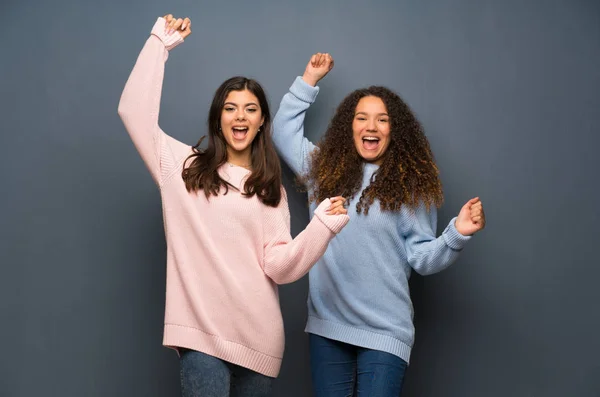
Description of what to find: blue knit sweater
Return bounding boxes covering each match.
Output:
[273,77,472,363]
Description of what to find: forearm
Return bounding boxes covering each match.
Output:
[409,217,471,275]
[272,77,318,176]
[263,199,348,284]
[117,18,183,180]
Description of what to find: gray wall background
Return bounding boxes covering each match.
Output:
[2,0,599,396]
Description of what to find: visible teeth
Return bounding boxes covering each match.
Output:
[363,137,379,141]
[233,127,248,131]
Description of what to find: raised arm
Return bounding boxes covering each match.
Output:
[404,197,485,275]
[117,15,191,186]
[272,53,334,176]
[262,193,349,285]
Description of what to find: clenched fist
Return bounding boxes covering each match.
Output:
[455,197,486,236]
[162,14,192,39]
[302,52,334,87]
[325,196,348,216]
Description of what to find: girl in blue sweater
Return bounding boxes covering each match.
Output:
[273,53,486,396]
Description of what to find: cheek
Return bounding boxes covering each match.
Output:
[381,133,392,153]
[352,123,362,142]
[220,113,231,127]
[381,127,391,142]
[250,110,263,123]
[352,132,362,151]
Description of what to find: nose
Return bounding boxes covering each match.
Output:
[235,110,246,121]
[367,118,377,132]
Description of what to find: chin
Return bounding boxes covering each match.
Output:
[228,140,249,152]
[359,153,380,163]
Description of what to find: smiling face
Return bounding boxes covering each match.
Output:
[220,89,264,164]
[352,95,391,165]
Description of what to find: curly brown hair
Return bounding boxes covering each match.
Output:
[304,86,443,214]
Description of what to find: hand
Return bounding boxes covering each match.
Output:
[326,196,347,216]
[455,197,486,236]
[163,14,192,39]
[302,53,334,87]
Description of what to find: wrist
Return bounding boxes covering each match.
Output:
[454,219,467,236]
[301,74,319,87]
[151,17,184,51]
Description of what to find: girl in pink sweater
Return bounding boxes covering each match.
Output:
[117,14,349,397]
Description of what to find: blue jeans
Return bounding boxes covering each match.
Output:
[309,334,407,397]
[179,349,273,397]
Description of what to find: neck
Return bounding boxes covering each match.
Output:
[226,148,252,168]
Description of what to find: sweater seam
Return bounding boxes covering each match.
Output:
[290,91,313,105]
[290,77,319,104]
[158,151,190,189]
[442,221,469,251]
[409,221,462,262]
[165,323,283,359]
[307,315,411,344]
[313,211,339,235]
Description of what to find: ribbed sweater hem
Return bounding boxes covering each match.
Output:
[305,315,412,364]
[163,323,281,377]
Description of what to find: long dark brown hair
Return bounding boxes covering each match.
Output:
[182,77,282,207]
[305,86,443,214]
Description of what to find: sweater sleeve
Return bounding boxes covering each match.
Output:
[117,17,191,186]
[272,77,319,176]
[262,194,349,284]
[403,204,472,276]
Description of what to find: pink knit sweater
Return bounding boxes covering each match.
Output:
[117,18,349,377]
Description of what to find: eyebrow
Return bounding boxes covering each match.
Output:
[355,111,389,116]
[224,102,259,107]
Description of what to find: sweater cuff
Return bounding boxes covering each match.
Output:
[151,17,184,51]
[442,217,472,250]
[289,76,320,104]
[313,199,350,234]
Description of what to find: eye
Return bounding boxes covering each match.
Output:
[379,118,389,123]
[247,108,258,113]
[224,107,235,112]
[356,116,366,121]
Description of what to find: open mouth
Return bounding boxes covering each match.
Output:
[362,136,380,150]
[232,126,249,141]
